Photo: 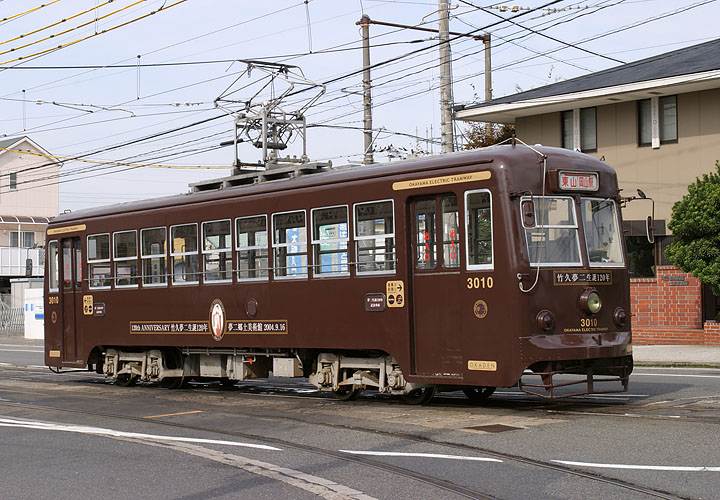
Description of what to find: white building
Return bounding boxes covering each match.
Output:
[0,136,60,293]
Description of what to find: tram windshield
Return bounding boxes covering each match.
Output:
[581,198,624,266]
[524,196,624,267]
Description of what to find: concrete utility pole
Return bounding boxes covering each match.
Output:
[438,0,454,153]
[358,15,374,165]
[484,36,493,137]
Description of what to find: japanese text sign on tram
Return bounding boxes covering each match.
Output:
[558,171,599,192]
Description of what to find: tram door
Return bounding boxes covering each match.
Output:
[60,237,82,363]
[410,194,463,377]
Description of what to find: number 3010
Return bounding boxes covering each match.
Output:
[466,277,493,289]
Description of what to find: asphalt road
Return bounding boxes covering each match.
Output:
[1,339,718,500]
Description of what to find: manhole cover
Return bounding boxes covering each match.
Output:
[465,424,522,433]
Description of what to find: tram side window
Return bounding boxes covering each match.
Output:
[415,199,437,270]
[170,223,199,285]
[141,227,167,286]
[113,231,138,287]
[48,240,59,292]
[312,206,349,277]
[465,190,493,269]
[442,196,460,269]
[202,219,232,282]
[355,200,395,274]
[87,233,111,289]
[272,210,308,279]
[236,215,269,281]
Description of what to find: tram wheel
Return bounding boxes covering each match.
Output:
[116,374,137,387]
[401,387,436,405]
[463,386,496,403]
[219,377,236,388]
[161,376,185,389]
[332,385,361,401]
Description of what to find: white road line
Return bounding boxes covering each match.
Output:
[632,373,720,379]
[0,417,280,451]
[554,460,720,472]
[0,348,43,353]
[339,450,502,463]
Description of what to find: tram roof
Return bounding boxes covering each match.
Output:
[51,145,611,225]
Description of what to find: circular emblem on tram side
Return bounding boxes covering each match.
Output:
[209,299,226,341]
[473,300,488,319]
[51,311,58,324]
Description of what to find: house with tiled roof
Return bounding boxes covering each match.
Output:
[455,38,720,344]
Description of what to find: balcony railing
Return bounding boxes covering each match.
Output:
[0,247,44,277]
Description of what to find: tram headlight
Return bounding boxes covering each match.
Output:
[613,307,628,327]
[579,288,602,315]
[536,310,555,332]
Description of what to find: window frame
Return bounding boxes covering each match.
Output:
[523,195,584,268]
[272,209,308,280]
[353,199,396,276]
[170,223,199,286]
[87,232,112,290]
[140,226,168,287]
[464,189,494,271]
[113,230,139,288]
[311,204,350,278]
[202,219,233,284]
[48,240,59,293]
[235,214,269,282]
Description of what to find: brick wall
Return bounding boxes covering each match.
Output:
[630,266,720,344]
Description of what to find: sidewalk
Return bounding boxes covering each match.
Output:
[2,336,719,367]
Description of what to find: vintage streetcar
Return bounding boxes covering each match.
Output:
[44,144,633,403]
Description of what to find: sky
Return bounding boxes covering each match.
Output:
[0,0,718,212]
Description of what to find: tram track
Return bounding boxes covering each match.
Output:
[0,369,692,500]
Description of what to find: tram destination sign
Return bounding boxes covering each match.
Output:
[553,271,612,285]
[558,171,599,192]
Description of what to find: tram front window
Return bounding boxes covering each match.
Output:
[582,198,624,266]
[524,196,582,267]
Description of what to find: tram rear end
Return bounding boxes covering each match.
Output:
[513,153,633,397]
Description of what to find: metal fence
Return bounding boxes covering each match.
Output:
[0,306,23,336]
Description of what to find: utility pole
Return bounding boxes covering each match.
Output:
[438,0,454,153]
[484,35,493,137]
[357,15,374,165]
[357,16,489,156]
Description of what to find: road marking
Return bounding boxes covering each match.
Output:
[145,410,204,419]
[554,460,720,472]
[0,348,44,353]
[340,450,502,463]
[633,373,720,379]
[0,416,377,500]
[0,416,280,450]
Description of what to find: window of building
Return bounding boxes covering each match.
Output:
[141,227,167,286]
[441,196,460,269]
[236,215,268,281]
[561,108,596,152]
[272,210,307,279]
[9,172,17,190]
[465,190,493,269]
[580,107,597,152]
[354,200,395,275]
[660,95,677,142]
[561,110,573,150]
[202,219,232,282]
[10,231,34,248]
[48,240,59,292]
[87,233,111,289]
[113,231,138,287]
[312,205,349,277]
[638,95,677,146]
[170,223,199,285]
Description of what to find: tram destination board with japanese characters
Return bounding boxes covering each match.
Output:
[553,271,612,286]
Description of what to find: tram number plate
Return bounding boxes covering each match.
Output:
[468,360,497,371]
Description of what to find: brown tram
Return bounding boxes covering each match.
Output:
[44,144,633,403]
